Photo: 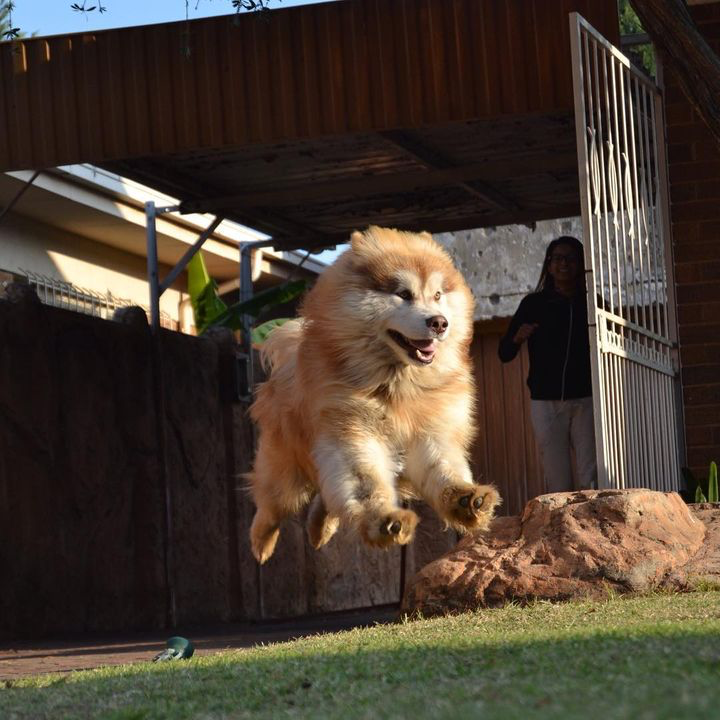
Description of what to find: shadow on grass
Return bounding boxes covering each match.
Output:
[1,623,719,720]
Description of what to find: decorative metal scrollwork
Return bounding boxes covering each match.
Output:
[607,140,618,230]
[639,172,649,245]
[623,152,635,241]
[588,127,601,216]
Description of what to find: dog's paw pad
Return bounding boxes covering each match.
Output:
[446,485,500,530]
[361,508,419,548]
[380,519,402,536]
[457,494,486,509]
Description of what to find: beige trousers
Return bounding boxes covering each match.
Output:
[530,397,598,493]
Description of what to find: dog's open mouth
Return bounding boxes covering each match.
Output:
[388,330,437,365]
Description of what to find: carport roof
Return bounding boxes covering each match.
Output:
[0,0,619,251]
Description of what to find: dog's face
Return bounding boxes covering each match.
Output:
[364,266,452,366]
[304,227,474,375]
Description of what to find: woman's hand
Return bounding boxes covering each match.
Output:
[513,323,538,345]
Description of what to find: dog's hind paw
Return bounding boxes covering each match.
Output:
[307,511,340,549]
[360,508,419,549]
[443,483,501,532]
[250,522,280,565]
[306,493,340,549]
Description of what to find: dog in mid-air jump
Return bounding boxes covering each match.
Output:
[247,226,500,564]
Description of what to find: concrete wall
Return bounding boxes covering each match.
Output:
[436,216,583,321]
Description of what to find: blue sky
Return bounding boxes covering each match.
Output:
[13,0,334,37]
[12,0,346,261]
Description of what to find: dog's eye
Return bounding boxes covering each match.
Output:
[434,291,442,301]
[396,289,413,302]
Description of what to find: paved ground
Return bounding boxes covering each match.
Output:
[0,606,399,681]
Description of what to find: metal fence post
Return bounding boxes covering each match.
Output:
[239,243,255,398]
[145,201,160,334]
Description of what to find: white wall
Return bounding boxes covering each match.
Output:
[0,212,184,322]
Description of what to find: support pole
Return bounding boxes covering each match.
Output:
[236,238,277,401]
[159,215,223,296]
[240,243,255,397]
[144,199,176,627]
[0,170,41,226]
[145,201,160,333]
[238,242,260,613]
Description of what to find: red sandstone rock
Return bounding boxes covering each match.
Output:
[402,489,708,616]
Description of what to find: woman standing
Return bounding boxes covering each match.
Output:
[498,236,597,493]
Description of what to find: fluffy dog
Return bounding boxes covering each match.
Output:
[248,226,500,563]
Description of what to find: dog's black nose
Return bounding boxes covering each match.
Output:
[426,315,448,333]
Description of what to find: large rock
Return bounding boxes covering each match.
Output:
[403,489,709,616]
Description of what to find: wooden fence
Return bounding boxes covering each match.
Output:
[0,295,540,639]
[470,319,544,517]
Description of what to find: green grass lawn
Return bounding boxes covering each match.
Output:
[2,591,720,720]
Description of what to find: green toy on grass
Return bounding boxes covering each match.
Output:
[152,636,195,662]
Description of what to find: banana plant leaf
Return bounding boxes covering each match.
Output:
[187,253,228,333]
[186,252,308,334]
[251,318,293,346]
[209,279,308,331]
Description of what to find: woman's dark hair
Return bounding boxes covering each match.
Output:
[535,235,585,292]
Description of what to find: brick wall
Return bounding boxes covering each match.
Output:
[665,2,720,477]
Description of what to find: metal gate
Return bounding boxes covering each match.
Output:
[570,14,683,490]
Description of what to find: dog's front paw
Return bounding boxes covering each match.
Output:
[359,508,419,549]
[443,483,501,532]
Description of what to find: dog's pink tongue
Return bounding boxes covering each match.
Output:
[408,338,436,352]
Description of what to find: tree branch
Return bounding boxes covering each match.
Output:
[631,0,720,146]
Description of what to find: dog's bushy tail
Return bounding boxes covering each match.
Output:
[258,318,304,373]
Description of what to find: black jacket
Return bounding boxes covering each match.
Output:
[498,289,592,400]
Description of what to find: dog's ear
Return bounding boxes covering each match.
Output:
[350,228,380,256]
[350,230,366,251]
[419,231,433,242]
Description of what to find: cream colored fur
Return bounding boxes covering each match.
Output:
[248,226,500,564]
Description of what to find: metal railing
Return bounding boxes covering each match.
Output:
[12,269,175,329]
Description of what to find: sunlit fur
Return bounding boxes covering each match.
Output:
[247,226,501,564]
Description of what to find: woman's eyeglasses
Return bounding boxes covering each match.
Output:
[549,254,579,265]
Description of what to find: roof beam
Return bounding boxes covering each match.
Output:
[379,130,521,213]
[265,200,581,251]
[179,152,575,214]
[108,159,334,244]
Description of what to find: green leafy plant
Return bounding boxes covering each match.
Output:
[684,461,719,504]
[618,0,656,77]
[187,251,228,332]
[186,252,306,344]
[250,317,290,345]
[708,461,718,503]
[1,1,20,39]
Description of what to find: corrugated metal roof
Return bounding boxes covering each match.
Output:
[0,0,619,248]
